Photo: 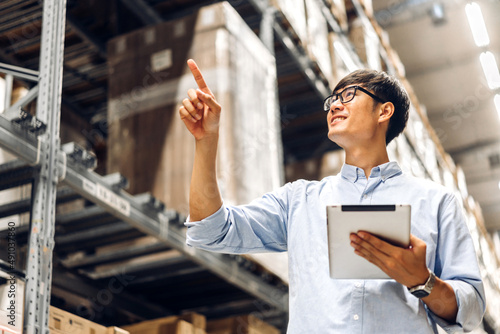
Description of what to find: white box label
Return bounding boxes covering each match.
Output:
[115,38,127,54]
[174,21,185,38]
[82,178,96,196]
[96,184,131,217]
[200,8,215,27]
[144,28,156,45]
[151,49,172,72]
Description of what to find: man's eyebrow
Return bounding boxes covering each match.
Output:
[333,85,356,93]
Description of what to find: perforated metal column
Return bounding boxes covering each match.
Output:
[23,0,66,332]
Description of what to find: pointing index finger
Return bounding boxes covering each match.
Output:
[187,59,213,96]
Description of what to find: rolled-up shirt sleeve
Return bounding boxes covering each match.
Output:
[185,183,292,254]
[428,194,486,333]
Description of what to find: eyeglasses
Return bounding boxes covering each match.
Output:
[323,86,384,112]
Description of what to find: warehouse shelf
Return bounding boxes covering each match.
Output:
[0,1,290,331]
[0,112,289,330]
[0,0,499,333]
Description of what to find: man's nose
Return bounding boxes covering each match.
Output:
[330,98,343,112]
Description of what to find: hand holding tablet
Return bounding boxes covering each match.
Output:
[326,204,411,279]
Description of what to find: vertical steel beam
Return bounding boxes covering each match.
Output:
[259,6,285,185]
[3,74,13,111]
[260,6,276,56]
[23,0,66,332]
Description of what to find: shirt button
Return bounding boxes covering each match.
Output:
[355,282,362,288]
[353,314,359,321]
[363,194,368,199]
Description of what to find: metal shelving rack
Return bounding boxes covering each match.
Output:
[0,0,293,331]
[1,68,290,331]
[0,0,499,332]
[0,1,354,331]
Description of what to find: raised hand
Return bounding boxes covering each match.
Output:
[179,59,222,140]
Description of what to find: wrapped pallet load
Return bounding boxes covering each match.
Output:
[304,0,334,86]
[270,0,308,46]
[107,2,283,215]
[107,2,287,282]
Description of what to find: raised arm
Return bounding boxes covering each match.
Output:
[179,59,222,221]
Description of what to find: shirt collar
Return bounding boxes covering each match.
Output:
[340,161,402,183]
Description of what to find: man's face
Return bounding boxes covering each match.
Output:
[326,85,382,148]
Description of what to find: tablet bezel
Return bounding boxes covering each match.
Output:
[326,204,411,279]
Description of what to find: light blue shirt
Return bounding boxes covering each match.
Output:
[186,162,485,333]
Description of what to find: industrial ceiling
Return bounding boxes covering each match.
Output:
[373,0,500,232]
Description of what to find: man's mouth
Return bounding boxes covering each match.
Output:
[331,116,347,124]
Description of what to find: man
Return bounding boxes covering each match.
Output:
[179,59,485,333]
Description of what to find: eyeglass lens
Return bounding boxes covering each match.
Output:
[324,87,356,112]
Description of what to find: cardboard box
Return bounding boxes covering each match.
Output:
[206,314,279,334]
[359,0,373,17]
[123,315,206,334]
[328,32,350,83]
[348,17,381,70]
[285,156,322,182]
[107,2,282,216]
[48,306,129,334]
[305,0,334,86]
[179,313,206,330]
[330,0,348,31]
[49,306,107,334]
[161,320,199,334]
[107,327,130,334]
[270,0,308,45]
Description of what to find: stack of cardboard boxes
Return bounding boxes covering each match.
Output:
[1,306,279,334]
[107,2,283,216]
[123,313,279,334]
[270,0,351,88]
[206,314,280,334]
[49,306,128,334]
[106,1,289,286]
[123,313,206,334]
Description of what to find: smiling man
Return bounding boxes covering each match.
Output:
[179,60,486,333]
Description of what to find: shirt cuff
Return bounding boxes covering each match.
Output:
[185,203,226,225]
[428,280,484,333]
[184,204,230,248]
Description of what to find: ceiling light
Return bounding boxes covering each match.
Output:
[479,52,500,90]
[465,2,490,47]
[494,94,500,120]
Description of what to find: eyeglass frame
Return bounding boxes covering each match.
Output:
[323,85,385,112]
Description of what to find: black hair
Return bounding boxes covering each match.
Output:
[333,69,410,145]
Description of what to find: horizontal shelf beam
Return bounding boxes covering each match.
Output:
[62,163,289,311]
[0,112,289,312]
[0,62,39,82]
[60,239,168,269]
[51,268,172,320]
[0,115,42,165]
[0,187,79,219]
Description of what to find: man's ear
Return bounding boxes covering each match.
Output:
[378,102,395,124]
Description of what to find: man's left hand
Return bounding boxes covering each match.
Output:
[350,232,429,287]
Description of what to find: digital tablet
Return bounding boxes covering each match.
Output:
[326,204,411,279]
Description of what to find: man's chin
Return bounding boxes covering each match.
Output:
[327,133,344,147]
